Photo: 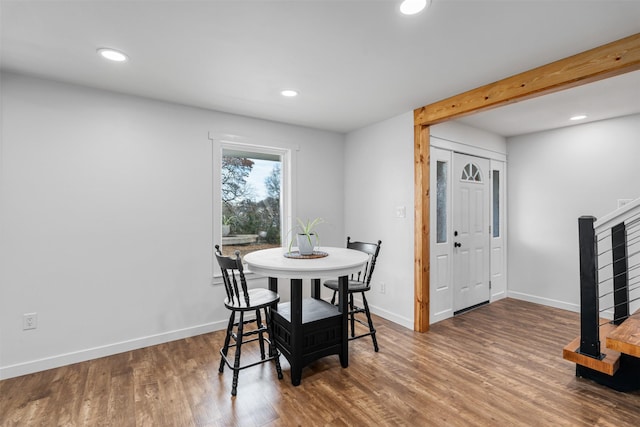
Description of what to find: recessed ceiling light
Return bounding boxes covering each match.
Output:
[570,115,587,121]
[281,90,298,97]
[97,48,128,62]
[400,0,430,15]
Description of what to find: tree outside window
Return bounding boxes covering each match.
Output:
[221,150,281,257]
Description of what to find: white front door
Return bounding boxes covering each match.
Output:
[452,153,491,312]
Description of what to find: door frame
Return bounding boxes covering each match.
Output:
[429,143,506,324]
[413,33,640,332]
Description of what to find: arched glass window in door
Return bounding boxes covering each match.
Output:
[460,163,482,182]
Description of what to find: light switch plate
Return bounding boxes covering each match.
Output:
[618,199,633,209]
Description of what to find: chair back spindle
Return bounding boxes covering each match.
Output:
[215,245,250,307]
[347,236,382,289]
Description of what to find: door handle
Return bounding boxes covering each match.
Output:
[454,242,462,248]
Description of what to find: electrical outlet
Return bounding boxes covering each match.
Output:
[380,282,386,294]
[23,313,37,330]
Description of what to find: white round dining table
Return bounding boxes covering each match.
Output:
[243,246,369,386]
[243,246,369,280]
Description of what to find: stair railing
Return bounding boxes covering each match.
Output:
[577,198,640,359]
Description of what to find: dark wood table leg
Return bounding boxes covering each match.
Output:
[338,274,349,368]
[269,277,279,311]
[290,278,303,386]
[311,278,321,299]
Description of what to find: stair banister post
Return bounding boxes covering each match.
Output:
[578,216,601,358]
[611,222,630,325]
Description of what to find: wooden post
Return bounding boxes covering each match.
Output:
[414,124,430,332]
[578,216,601,358]
[611,222,630,325]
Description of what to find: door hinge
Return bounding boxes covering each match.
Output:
[489,280,492,289]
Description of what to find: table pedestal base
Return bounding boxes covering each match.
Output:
[269,276,349,386]
[272,298,345,385]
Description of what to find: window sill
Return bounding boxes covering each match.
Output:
[212,268,260,285]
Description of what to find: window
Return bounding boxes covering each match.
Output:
[461,163,482,182]
[436,160,448,243]
[213,137,293,261]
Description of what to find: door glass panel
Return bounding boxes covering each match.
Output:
[492,170,500,237]
[461,163,483,182]
[436,160,448,243]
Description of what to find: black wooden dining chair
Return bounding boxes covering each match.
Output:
[214,245,283,396]
[323,237,382,352]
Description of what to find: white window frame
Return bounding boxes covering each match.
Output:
[210,132,295,281]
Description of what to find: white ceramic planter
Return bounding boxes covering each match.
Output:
[297,233,317,255]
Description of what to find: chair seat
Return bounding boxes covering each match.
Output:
[323,279,370,292]
[224,288,280,311]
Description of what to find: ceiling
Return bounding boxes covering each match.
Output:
[1,0,639,135]
[457,70,640,137]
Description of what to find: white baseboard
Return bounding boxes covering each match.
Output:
[0,320,228,380]
[507,291,580,313]
[349,296,413,330]
[4,293,579,380]
[369,305,413,330]
[491,290,507,301]
[365,291,579,332]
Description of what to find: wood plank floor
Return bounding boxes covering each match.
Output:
[2,298,639,426]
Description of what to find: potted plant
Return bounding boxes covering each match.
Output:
[222,215,236,237]
[289,217,324,255]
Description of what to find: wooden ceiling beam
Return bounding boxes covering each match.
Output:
[414,32,640,127]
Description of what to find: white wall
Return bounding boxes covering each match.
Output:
[343,112,415,329]
[507,114,640,311]
[0,72,345,379]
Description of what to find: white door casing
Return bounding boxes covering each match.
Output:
[490,160,507,300]
[452,153,491,312]
[429,148,453,323]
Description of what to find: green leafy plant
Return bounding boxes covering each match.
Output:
[223,215,237,226]
[288,217,325,253]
